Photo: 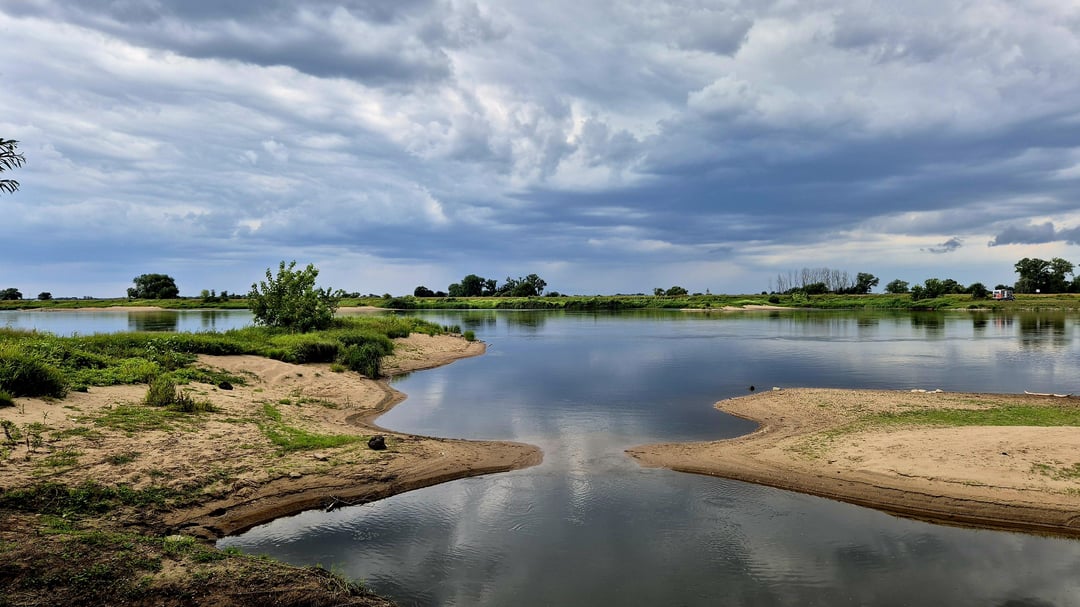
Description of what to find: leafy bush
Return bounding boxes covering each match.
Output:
[463,330,476,342]
[0,389,13,407]
[248,261,341,332]
[143,375,212,412]
[144,375,179,407]
[0,345,67,397]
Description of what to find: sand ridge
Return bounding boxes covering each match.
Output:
[628,388,1080,537]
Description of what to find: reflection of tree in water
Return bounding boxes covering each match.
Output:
[127,311,178,332]
[1018,313,1068,349]
[971,313,989,332]
[505,311,547,331]
[460,312,497,330]
[199,310,229,330]
[909,312,944,335]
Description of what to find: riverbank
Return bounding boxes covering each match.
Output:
[0,334,540,606]
[628,388,1080,537]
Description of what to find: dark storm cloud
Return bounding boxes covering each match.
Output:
[988,222,1080,247]
[9,0,503,84]
[4,1,1080,295]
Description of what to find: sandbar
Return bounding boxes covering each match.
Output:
[628,388,1080,537]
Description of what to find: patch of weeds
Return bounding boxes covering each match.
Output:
[40,447,83,469]
[260,423,363,453]
[106,451,140,465]
[144,374,215,413]
[171,365,245,387]
[147,468,167,479]
[329,362,346,373]
[24,421,48,453]
[52,425,103,441]
[0,389,14,407]
[262,402,283,422]
[2,419,22,442]
[161,534,198,557]
[93,404,187,434]
[1031,462,1080,481]
[0,481,181,516]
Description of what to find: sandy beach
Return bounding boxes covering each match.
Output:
[628,388,1080,537]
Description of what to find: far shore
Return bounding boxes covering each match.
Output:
[628,388,1080,537]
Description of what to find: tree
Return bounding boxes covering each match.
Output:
[850,273,880,294]
[414,285,436,297]
[0,138,25,195]
[1012,257,1073,293]
[248,261,342,332]
[1049,258,1075,293]
[653,287,665,296]
[460,274,486,297]
[967,282,989,299]
[0,288,22,300]
[127,274,179,299]
[884,279,909,294]
[664,286,689,297]
[37,292,52,301]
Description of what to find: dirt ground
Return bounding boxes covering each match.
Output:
[628,388,1080,537]
[0,333,540,606]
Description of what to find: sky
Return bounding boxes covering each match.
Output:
[3,0,1080,298]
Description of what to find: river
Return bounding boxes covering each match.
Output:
[4,308,1080,606]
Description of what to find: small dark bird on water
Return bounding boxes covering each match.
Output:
[749,385,755,392]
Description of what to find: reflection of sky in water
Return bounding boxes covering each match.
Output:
[222,310,1080,606]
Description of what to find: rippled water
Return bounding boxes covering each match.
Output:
[5,308,1080,605]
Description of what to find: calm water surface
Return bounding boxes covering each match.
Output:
[5,308,1080,605]
[219,310,1080,607]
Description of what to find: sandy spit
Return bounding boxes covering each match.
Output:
[1,334,541,539]
[627,388,1080,537]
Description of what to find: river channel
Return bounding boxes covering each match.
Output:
[5,308,1080,606]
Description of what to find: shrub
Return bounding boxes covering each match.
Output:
[143,375,212,412]
[463,330,476,342]
[338,343,384,378]
[0,390,13,408]
[0,345,67,397]
[144,375,179,408]
[248,261,342,332]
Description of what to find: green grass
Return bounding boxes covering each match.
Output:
[260,424,363,452]
[258,401,361,452]
[92,404,204,434]
[0,316,450,403]
[869,405,1080,428]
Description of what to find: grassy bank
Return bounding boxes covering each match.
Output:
[4,293,1079,313]
[0,315,449,398]
[349,292,1080,311]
